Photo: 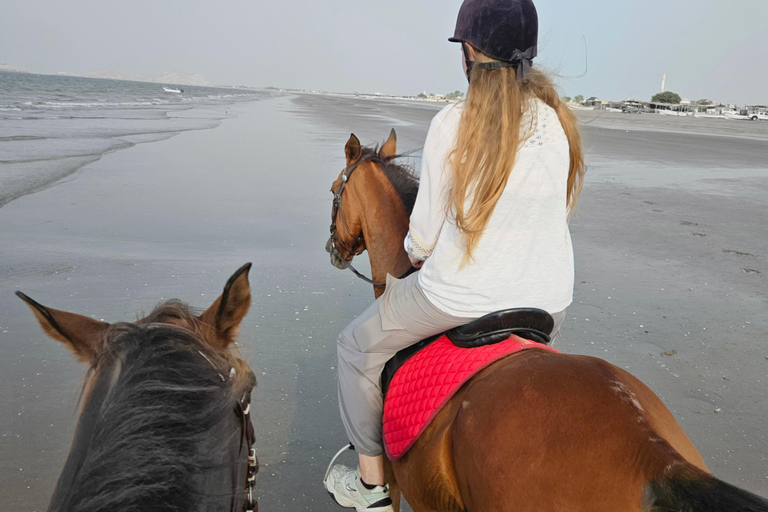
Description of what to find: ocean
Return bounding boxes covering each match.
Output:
[0,71,267,207]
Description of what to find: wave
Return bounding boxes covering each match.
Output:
[0,93,262,112]
[0,135,47,142]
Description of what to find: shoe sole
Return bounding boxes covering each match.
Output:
[325,485,393,512]
[326,488,356,509]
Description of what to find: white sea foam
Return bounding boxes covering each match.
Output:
[0,73,267,207]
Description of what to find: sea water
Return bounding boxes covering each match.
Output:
[0,71,267,207]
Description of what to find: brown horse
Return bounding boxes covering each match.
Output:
[327,132,768,512]
[17,264,259,512]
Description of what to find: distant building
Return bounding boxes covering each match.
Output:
[585,98,622,110]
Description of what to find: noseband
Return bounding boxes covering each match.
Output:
[329,155,416,287]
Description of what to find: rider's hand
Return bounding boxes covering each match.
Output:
[408,254,425,269]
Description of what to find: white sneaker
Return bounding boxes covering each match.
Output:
[323,445,394,512]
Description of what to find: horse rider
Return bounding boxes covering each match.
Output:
[324,1,586,510]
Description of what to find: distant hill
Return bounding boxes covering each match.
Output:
[79,69,135,81]
[0,63,28,73]
[136,71,211,87]
[57,69,211,87]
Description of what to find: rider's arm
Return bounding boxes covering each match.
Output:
[404,112,453,262]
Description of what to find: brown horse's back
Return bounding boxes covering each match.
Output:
[441,350,706,512]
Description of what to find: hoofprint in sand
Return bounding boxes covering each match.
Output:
[0,94,765,512]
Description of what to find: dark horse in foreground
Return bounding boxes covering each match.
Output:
[327,130,768,512]
[17,263,259,512]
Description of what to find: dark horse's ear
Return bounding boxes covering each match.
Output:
[379,129,397,159]
[16,291,110,364]
[345,133,362,165]
[200,263,252,348]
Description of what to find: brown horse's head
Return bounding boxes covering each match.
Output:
[15,263,257,511]
[326,133,369,267]
[17,263,253,365]
[327,130,417,295]
[327,132,397,264]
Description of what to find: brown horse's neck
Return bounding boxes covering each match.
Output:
[352,165,412,298]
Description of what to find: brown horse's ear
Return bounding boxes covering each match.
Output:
[379,129,397,159]
[16,291,110,364]
[345,133,362,164]
[199,263,252,348]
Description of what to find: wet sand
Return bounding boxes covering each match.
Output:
[576,109,768,140]
[0,95,766,511]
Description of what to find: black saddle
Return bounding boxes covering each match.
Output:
[381,308,554,395]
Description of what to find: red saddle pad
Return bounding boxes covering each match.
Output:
[382,334,558,460]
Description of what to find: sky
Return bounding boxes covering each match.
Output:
[1,0,766,105]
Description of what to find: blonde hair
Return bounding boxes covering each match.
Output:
[448,61,585,266]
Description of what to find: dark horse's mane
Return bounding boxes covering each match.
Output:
[50,301,255,512]
[360,146,419,215]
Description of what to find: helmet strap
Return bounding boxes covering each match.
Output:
[462,44,537,83]
[462,43,474,84]
[474,61,519,72]
[463,47,523,85]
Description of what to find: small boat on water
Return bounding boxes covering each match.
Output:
[163,86,184,94]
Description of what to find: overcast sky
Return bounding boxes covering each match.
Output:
[1,0,766,104]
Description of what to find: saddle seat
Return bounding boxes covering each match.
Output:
[381,307,554,394]
[380,308,558,460]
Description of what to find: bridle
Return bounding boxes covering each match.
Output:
[329,154,415,287]
[236,383,259,512]
[189,337,259,512]
[330,155,370,261]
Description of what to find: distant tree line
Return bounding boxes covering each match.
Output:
[562,92,715,107]
[416,91,465,100]
[562,95,597,104]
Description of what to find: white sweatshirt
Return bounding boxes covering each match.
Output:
[404,99,574,317]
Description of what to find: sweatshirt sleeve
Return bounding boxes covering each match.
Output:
[404,111,454,261]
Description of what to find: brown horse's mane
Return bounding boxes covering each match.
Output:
[360,146,419,215]
[50,300,255,512]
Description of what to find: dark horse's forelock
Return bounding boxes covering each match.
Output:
[50,302,255,512]
[360,146,419,215]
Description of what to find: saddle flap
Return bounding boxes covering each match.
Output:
[446,308,554,348]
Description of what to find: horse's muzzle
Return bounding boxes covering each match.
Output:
[326,237,348,270]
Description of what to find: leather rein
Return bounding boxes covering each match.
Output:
[329,154,415,287]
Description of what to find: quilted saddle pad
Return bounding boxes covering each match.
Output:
[382,334,558,460]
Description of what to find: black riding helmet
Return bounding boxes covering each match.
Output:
[449,0,538,82]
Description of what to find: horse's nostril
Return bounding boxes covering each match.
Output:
[325,237,333,254]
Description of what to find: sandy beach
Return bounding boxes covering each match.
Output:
[1,94,766,511]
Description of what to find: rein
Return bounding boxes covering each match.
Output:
[329,155,415,287]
